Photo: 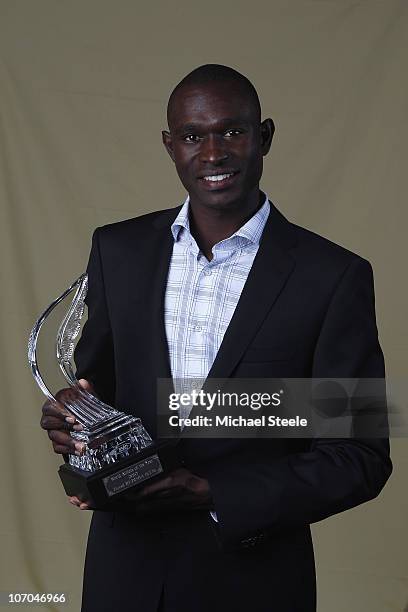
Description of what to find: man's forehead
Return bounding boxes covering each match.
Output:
[168,83,257,128]
[173,82,250,109]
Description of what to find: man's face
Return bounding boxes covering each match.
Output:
[162,82,273,212]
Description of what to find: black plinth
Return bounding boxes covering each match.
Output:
[58,441,180,509]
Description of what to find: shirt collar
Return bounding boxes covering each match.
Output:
[171,193,270,247]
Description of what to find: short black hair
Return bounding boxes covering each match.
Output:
[167,64,261,127]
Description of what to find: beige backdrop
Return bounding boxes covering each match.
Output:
[0,1,407,610]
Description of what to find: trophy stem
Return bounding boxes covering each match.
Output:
[28,275,88,402]
[62,388,120,427]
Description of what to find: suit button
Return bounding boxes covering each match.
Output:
[240,536,257,548]
[240,533,265,548]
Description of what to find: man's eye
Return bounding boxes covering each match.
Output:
[224,129,242,137]
[183,134,200,143]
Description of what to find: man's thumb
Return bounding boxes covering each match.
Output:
[78,378,94,392]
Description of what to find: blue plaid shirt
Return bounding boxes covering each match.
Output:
[164,193,270,407]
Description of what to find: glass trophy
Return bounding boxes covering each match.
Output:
[28,274,179,508]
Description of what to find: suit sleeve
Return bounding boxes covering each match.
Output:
[206,258,392,547]
[74,228,116,406]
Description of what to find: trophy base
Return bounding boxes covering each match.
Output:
[59,441,180,508]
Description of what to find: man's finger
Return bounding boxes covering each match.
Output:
[40,415,80,431]
[55,387,82,403]
[68,495,92,510]
[42,401,71,419]
[78,379,96,394]
[47,430,85,455]
[138,475,176,497]
[53,443,75,455]
[42,415,83,431]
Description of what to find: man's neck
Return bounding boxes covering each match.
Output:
[188,190,264,261]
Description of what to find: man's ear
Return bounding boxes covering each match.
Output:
[260,118,275,156]
[162,130,175,162]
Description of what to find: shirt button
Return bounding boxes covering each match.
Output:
[205,269,212,276]
[195,325,202,332]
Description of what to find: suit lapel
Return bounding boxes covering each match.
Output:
[147,209,180,384]
[205,202,297,385]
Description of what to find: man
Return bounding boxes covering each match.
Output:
[41,64,392,612]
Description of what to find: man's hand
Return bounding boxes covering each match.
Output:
[68,495,93,510]
[67,468,212,512]
[136,467,213,509]
[40,379,96,511]
[40,378,94,456]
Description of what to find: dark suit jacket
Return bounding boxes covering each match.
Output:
[75,200,392,612]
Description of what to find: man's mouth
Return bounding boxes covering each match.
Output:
[198,171,239,189]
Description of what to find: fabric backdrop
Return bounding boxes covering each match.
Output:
[0,1,407,610]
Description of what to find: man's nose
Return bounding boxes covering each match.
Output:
[199,134,228,164]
